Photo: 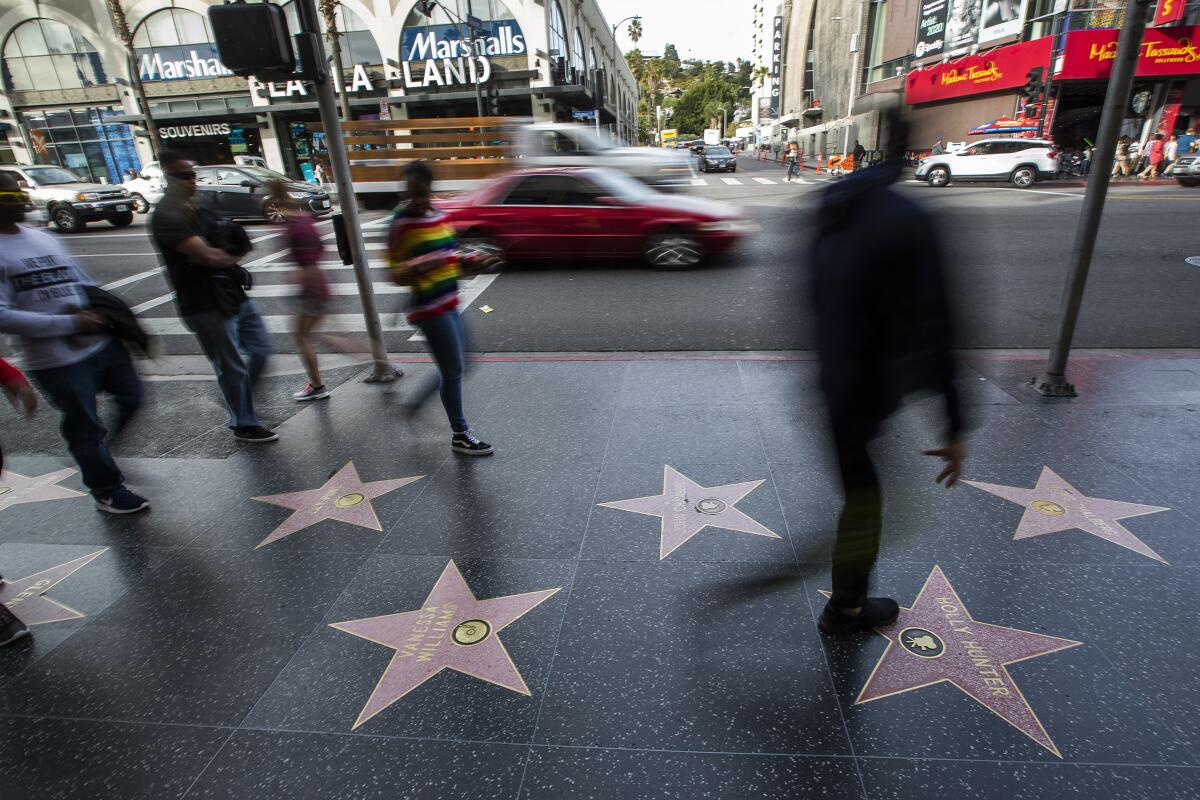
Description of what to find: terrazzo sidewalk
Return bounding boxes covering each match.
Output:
[2,351,1198,799]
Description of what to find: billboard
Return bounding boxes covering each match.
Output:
[943,0,983,54]
[1057,25,1200,79]
[978,0,1027,44]
[915,0,950,58]
[905,36,1052,103]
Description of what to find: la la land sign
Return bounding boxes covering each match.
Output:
[253,57,495,99]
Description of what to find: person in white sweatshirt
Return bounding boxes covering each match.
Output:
[0,171,149,514]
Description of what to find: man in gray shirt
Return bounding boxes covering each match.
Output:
[0,172,148,513]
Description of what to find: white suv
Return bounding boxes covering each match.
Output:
[916,138,1058,188]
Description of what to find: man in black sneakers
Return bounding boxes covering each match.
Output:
[809,108,965,634]
[0,592,29,647]
[150,151,277,444]
[0,172,150,514]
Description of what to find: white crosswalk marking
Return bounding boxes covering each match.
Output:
[690,178,707,186]
[721,177,743,185]
[753,177,776,185]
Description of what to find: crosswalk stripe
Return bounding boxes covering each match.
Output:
[721,177,743,185]
[690,178,707,186]
[248,282,409,298]
[140,313,416,336]
[753,177,776,185]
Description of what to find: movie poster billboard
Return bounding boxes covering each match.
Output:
[915,0,949,59]
[943,0,983,54]
[978,0,1026,44]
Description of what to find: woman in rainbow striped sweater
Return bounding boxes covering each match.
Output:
[387,161,493,455]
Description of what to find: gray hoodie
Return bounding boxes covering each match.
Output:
[0,225,107,371]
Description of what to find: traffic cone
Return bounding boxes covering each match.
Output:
[816,154,823,173]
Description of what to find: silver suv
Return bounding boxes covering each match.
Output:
[0,165,134,233]
[1173,151,1199,187]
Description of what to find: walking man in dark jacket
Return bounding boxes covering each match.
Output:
[809,111,966,634]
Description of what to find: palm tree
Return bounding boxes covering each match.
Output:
[642,58,666,144]
[319,0,353,119]
[105,0,159,155]
[628,18,643,49]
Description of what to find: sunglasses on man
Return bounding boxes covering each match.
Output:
[167,170,197,180]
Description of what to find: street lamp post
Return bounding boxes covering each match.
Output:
[610,15,641,144]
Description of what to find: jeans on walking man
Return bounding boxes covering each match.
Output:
[149,151,277,443]
[0,172,149,513]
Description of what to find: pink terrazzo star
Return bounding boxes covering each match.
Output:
[0,468,84,512]
[330,560,560,729]
[0,549,107,625]
[252,462,422,548]
[598,465,781,559]
[966,466,1170,563]
[823,565,1082,757]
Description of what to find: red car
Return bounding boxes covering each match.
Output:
[439,167,751,269]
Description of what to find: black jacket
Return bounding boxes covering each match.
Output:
[809,159,963,443]
[82,285,154,356]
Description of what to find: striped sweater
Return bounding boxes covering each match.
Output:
[386,207,461,322]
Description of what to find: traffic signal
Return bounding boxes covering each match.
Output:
[487,84,501,116]
[416,0,437,15]
[1022,67,1044,107]
[208,3,296,81]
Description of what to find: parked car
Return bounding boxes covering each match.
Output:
[0,165,134,233]
[915,138,1058,188]
[439,167,753,269]
[193,165,332,221]
[123,161,162,213]
[517,124,695,188]
[698,145,737,173]
[1173,152,1199,187]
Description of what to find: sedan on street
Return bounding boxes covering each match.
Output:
[194,165,331,221]
[698,145,737,173]
[440,167,753,269]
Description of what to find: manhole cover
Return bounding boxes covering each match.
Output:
[1186,256,1200,267]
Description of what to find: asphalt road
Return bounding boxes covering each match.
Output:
[42,154,1200,354]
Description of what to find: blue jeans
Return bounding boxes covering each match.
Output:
[787,160,800,179]
[31,339,142,496]
[183,299,272,428]
[412,310,469,433]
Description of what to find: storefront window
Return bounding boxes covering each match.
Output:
[572,29,587,82]
[549,1,569,61]
[282,2,381,65]
[132,8,231,83]
[2,19,109,92]
[23,107,137,184]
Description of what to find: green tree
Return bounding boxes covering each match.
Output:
[671,76,737,136]
[628,18,642,47]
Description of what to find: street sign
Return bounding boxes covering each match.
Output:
[572,110,596,121]
[660,128,677,145]
[467,14,483,32]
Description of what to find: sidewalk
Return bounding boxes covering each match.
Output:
[1,351,1198,799]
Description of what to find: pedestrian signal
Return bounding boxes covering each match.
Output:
[208,3,296,81]
[1022,67,1044,107]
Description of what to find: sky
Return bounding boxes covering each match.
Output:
[598,0,756,64]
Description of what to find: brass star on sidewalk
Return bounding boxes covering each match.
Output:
[599,465,781,559]
[821,565,1082,757]
[965,467,1170,563]
[1,549,107,625]
[0,468,84,513]
[252,462,423,548]
[330,560,560,729]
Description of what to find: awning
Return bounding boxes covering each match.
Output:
[968,116,1039,135]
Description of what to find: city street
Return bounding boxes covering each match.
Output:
[53,153,1200,358]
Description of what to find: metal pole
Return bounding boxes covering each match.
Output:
[1035,8,1064,140]
[297,0,396,382]
[466,0,484,117]
[1034,0,1151,397]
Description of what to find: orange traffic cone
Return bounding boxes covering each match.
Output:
[815,154,823,173]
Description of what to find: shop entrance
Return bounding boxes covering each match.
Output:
[158,124,263,166]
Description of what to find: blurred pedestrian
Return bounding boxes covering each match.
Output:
[1177,127,1196,155]
[387,161,493,455]
[0,356,36,475]
[1127,138,1143,173]
[313,162,328,185]
[1112,138,1131,178]
[853,140,866,170]
[150,150,277,443]
[931,137,946,156]
[0,172,149,513]
[1139,133,1165,179]
[267,180,373,402]
[1163,135,1178,175]
[808,109,965,634]
[0,357,37,646]
[784,144,800,182]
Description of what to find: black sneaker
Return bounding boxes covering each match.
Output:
[234,426,279,443]
[94,487,151,515]
[818,597,900,634]
[451,430,494,456]
[0,603,29,647]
